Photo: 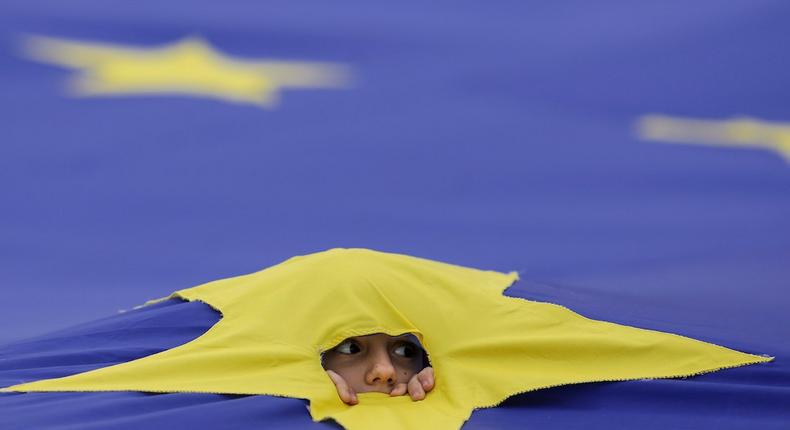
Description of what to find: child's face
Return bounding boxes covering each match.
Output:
[322,333,424,394]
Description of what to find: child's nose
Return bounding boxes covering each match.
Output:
[365,354,396,386]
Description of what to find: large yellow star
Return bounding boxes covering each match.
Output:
[2,249,770,430]
[637,114,790,163]
[22,35,351,107]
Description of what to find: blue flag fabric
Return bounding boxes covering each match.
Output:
[1,0,789,428]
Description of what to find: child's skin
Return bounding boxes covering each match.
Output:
[323,333,435,405]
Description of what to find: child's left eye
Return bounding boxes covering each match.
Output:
[393,343,417,358]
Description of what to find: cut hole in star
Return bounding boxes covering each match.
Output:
[321,332,431,397]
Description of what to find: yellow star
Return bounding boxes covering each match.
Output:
[22,35,351,108]
[2,249,770,430]
[637,114,790,163]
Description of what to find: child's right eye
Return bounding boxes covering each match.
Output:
[335,341,361,354]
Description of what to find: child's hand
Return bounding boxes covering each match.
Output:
[326,369,359,405]
[326,367,435,405]
[388,367,434,401]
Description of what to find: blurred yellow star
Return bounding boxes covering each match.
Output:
[637,114,790,163]
[22,35,351,108]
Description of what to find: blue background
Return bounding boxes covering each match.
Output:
[0,0,788,428]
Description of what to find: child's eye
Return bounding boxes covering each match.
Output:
[393,343,418,358]
[335,341,361,355]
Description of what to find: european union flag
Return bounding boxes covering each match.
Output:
[1,1,788,429]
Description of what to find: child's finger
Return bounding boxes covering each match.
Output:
[417,367,435,392]
[407,375,426,401]
[326,370,358,405]
[390,383,408,396]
